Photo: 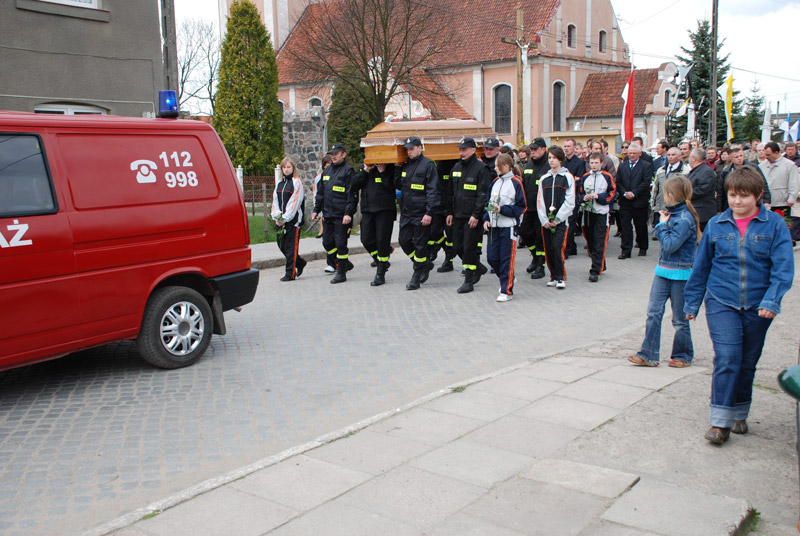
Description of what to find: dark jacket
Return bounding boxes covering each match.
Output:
[313,160,356,218]
[483,154,498,179]
[686,163,717,223]
[396,154,440,223]
[521,154,549,209]
[564,154,588,181]
[716,162,771,213]
[449,153,492,219]
[615,158,654,209]
[352,164,397,214]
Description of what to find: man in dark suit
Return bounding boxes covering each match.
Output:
[615,143,653,258]
[686,147,717,231]
[631,136,653,164]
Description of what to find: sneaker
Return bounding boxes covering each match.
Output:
[496,293,512,302]
[556,280,566,289]
[546,280,557,287]
[324,265,336,273]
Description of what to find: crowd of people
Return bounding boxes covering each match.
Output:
[271,133,798,446]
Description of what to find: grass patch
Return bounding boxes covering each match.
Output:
[248,215,319,245]
[141,511,161,521]
[753,383,780,393]
[451,386,467,393]
[739,508,760,534]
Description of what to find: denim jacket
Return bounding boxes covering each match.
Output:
[684,203,794,315]
[654,202,697,269]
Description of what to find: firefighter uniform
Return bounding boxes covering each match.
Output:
[448,140,491,293]
[519,139,550,279]
[396,137,440,290]
[430,160,456,272]
[352,163,397,286]
[314,145,357,283]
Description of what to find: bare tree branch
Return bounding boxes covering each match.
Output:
[177,18,220,115]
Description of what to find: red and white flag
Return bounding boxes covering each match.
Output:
[620,70,635,141]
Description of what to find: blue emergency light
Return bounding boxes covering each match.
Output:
[158,90,179,118]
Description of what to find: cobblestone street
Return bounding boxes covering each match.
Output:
[0,237,791,535]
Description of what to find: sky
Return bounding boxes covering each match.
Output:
[174,0,800,115]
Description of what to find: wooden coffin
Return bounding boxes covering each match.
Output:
[361,119,497,165]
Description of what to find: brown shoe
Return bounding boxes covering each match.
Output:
[668,359,691,368]
[732,420,748,434]
[628,355,659,367]
[705,426,731,445]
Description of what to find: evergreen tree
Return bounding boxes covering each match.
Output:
[674,18,741,146]
[214,0,282,175]
[735,81,765,144]
[327,66,376,165]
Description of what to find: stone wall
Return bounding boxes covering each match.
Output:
[283,107,327,207]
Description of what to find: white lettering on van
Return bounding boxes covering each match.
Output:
[0,220,33,248]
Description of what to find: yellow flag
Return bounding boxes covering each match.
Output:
[717,75,734,141]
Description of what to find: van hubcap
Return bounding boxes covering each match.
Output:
[160,301,204,356]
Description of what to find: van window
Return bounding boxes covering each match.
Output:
[0,134,56,218]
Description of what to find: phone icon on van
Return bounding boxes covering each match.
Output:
[130,160,158,184]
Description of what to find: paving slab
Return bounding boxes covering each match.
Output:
[421,389,530,423]
[547,356,628,370]
[337,465,484,528]
[514,394,620,431]
[408,439,533,488]
[305,430,434,476]
[601,479,751,536]
[519,361,599,383]
[424,512,526,536]
[461,477,608,535]
[578,521,660,536]
[591,364,705,391]
[520,458,639,498]
[463,414,584,458]
[471,374,564,402]
[556,377,653,409]
[229,454,371,511]
[267,502,418,536]
[135,486,298,536]
[368,407,485,446]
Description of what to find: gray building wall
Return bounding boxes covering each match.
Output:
[0,0,164,116]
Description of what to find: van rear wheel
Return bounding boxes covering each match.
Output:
[137,286,213,369]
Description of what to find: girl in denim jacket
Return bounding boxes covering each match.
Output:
[684,167,794,445]
[629,176,699,368]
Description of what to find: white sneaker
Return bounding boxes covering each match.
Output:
[325,265,336,273]
[546,280,557,287]
[556,280,566,289]
[496,293,512,302]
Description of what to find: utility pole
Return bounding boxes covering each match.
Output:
[501,8,527,146]
[709,0,719,146]
[161,0,178,93]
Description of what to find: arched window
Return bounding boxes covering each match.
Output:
[598,30,607,53]
[552,82,565,131]
[494,84,511,134]
[567,24,576,48]
[278,100,285,114]
[308,97,322,108]
[664,90,673,108]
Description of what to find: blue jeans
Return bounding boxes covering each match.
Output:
[636,276,693,363]
[705,296,773,428]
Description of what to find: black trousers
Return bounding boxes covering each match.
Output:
[428,214,453,258]
[565,201,582,255]
[399,221,431,270]
[519,211,545,261]
[582,211,609,275]
[452,217,482,270]
[277,224,305,277]
[618,204,649,253]
[542,222,568,281]
[322,218,350,267]
[361,210,395,262]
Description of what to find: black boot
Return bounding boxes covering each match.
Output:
[371,261,387,286]
[330,262,347,284]
[406,269,422,290]
[530,256,546,279]
[437,253,454,273]
[474,262,488,284]
[526,253,537,273]
[342,258,354,272]
[419,260,434,284]
[457,270,474,293]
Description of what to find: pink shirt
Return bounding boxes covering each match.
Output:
[735,214,757,237]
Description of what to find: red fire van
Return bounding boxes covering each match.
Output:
[0,112,259,370]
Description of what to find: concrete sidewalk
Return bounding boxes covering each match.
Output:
[94,241,799,536]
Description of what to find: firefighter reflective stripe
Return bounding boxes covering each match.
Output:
[332,186,345,192]
[452,171,462,177]
[523,169,533,175]
[327,247,338,254]
[445,241,453,247]
[323,175,330,181]
[463,184,477,190]
[413,256,427,262]
[402,171,407,177]
[375,177,382,183]
[337,253,349,259]
[377,255,390,262]
[442,175,449,181]
[410,183,424,190]
[464,264,477,270]
[370,250,378,256]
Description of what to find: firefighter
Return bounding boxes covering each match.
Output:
[353,162,397,286]
[311,143,357,284]
[519,137,549,279]
[429,159,456,273]
[447,137,491,293]
[395,136,440,290]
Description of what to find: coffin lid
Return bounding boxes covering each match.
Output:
[360,119,496,148]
